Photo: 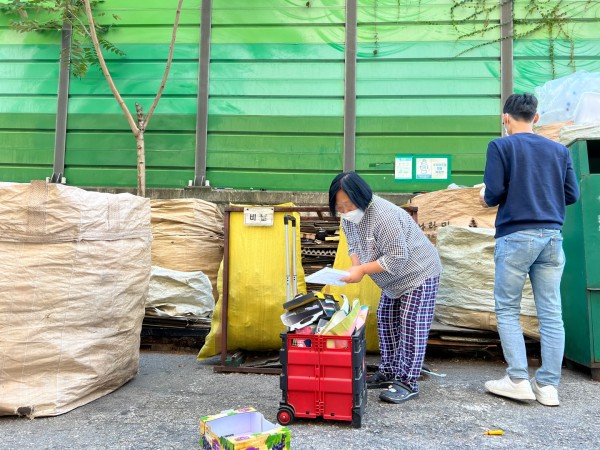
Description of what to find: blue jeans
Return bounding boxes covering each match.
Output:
[494,229,566,386]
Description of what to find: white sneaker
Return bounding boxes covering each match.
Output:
[485,375,536,401]
[530,378,560,406]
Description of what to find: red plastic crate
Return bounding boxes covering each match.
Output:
[277,326,367,428]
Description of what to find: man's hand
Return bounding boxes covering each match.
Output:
[479,185,489,208]
[341,265,365,284]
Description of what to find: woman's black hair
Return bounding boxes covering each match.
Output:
[328,171,373,216]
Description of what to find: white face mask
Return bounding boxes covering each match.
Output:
[341,208,364,224]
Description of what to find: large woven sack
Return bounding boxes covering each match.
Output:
[435,226,539,339]
[147,266,214,318]
[0,181,151,417]
[410,186,497,244]
[534,120,574,142]
[151,199,224,302]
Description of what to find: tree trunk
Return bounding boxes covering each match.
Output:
[136,132,145,197]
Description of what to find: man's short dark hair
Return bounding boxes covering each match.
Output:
[328,171,373,216]
[503,93,538,122]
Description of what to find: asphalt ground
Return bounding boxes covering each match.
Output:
[1,349,599,450]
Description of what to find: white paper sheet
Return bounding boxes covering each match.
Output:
[304,267,350,286]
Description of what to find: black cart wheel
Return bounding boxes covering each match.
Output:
[277,406,295,426]
[351,411,362,428]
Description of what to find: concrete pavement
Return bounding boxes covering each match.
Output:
[1,350,599,450]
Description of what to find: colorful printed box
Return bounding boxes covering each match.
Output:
[200,407,290,450]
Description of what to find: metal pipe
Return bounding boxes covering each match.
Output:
[500,0,514,122]
[343,0,358,172]
[51,9,73,183]
[193,0,213,186]
[219,209,230,367]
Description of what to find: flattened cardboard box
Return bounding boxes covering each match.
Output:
[200,407,290,450]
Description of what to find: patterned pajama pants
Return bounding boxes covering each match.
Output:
[377,276,439,392]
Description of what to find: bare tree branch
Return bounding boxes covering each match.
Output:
[144,0,184,129]
[83,0,138,137]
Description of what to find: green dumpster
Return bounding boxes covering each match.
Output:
[561,138,600,380]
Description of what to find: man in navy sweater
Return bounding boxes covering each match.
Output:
[481,93,580,406]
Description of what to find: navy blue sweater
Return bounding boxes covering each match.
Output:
[483,132,580,238]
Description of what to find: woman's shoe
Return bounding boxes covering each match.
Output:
[379,381,419,404]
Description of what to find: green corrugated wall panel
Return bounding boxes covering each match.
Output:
[511,1,600,93]
[356,116,499,134]
[208,115,343,133]
[207,135,342,170]
[210,61,344,80]
[52,114,344,134]
[0,131,54,159]
[356,41,500,59]
[66,97,196,115]
[0,167,53,182]
[211,79,343,97]
[71,62,198,80]
[64,28,201,45]
[206,170,340,191]
[0,42,198,67]
[210,61,344,96]
[210,24,496,45]
[355,58,499,96]
[360,173,484,193]
[514,58,600,93]
[208,98,343,116]
[211,43,343,60]
[0,113,56,130]
[0,96,58,113]
[355,128,497,188]
[351,0,501,190]
[356,24,499,43]
[512,23,600,40]
[87,0,202,44]
[211,41,501,61]
[211,27,345,44]
[61,3,191,186]
[0,61,59,95]
[0,147,53,165]
[0,44,61,59]
[70,64,199,96]
[0,4,59,183]
[206,1,347,190]
[356,136,494,155]
[82,44,199,60]
[0,26,60,45]
[357,0,500,22]
[95,0,201,26]
[356,98,499,117]
[514,39,600,58]
[66,148,194,168]
[1,79,60,95]
[357,60,500,80]
[212,0,345,25]
[207,150,341,171]
[66,133,195,167]
[214,0,342,7]
[64,167,193,188]
[356,79,499,97]
[65,114,197,131]
[1,1,599,191]
[513,0,600,18]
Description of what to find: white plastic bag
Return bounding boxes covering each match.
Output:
[535,71,600,126]
[573,92,600,124]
